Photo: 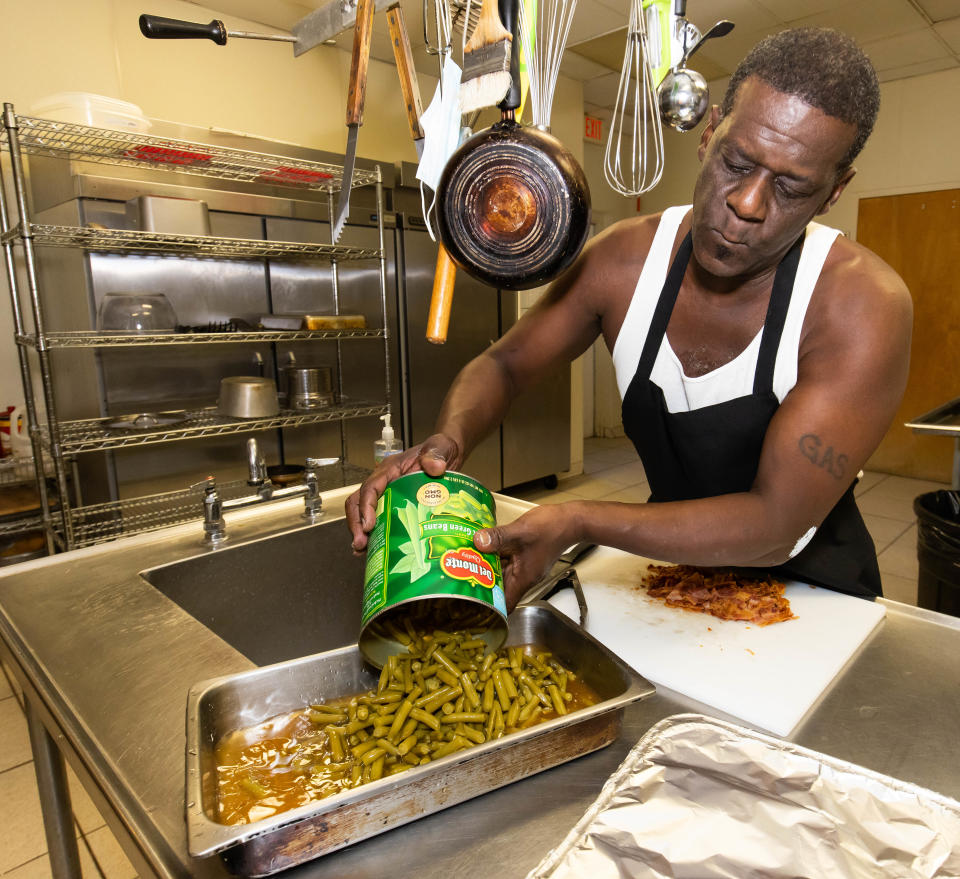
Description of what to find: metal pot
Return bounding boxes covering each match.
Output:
[217,377,280,419]
[436,120,591,290]
[283,366,334,410]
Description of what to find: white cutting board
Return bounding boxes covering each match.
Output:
[547,547,886,738]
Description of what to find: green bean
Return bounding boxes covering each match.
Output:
[360,746,387,766]
[431,735,471,759]
[548,683,567,716]
[325,726,345,761]
[491,668,511,711]
[375,738,402,757]
[431,647,462,679]
[500,667,518,699]
[458,724,485,745]
[308,709,347,724]
[240,777,269,798]
[417,685,461,714]
[435,668,460,689]
[518,672,551,709]
[481,678,495,712]
[351,739,380,758]
[397,733,419,756]
[440,712,486,724]
[505,698,521,728]
[460,673,481,709]
[387,698,415,742]
[409,707,441,730]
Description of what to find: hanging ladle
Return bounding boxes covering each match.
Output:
[657,18,735,131]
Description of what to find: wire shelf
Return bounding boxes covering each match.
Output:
[3,115,379,192]
[17,327,385,348]
[2,223,381,262]
[55,402,388,454]
[52,462,370,549]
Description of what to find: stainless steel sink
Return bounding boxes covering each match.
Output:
[142,518,365,666]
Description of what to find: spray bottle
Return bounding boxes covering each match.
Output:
[374,413,402,464]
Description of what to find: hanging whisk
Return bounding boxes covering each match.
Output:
[518,0,580,129]
[604,0,664,196]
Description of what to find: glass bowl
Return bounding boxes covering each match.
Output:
[97,292,178,334]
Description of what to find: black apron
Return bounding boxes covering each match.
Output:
[621,231,881,599]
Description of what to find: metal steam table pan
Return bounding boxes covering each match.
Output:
[185,602,655,876]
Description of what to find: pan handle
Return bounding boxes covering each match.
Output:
[426,246,457,344]
[139,14,228,44]
[497,0,523,113]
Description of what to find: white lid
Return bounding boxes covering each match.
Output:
[380,413,394,443]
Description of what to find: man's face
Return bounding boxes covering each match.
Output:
[691,76,858,280]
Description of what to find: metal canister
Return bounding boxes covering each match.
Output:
[359,471,507,668]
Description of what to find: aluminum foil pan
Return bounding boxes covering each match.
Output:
[529,713,960,879]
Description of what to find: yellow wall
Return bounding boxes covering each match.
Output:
[0,0,585,469]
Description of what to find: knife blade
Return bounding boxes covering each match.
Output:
[333,0,376,243]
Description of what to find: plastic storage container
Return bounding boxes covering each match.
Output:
[29,92,151,132]
[914,490,960,618]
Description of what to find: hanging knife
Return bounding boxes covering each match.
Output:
[139,0,387,56]
[332,0,376,243]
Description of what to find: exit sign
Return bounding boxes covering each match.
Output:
[584,114,603,143]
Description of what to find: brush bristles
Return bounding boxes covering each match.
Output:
[460,38,513,114]
[459,71,512,114]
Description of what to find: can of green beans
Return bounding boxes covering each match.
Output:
[359,471,507,668]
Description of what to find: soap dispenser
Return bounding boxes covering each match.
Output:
[374,413,402,464]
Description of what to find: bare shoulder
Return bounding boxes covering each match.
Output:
[551,213,666,337]
[801,233,912,363]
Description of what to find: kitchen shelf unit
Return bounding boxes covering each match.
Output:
[0,103,391,552]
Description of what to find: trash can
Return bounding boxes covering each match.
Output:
[914,490,960,618]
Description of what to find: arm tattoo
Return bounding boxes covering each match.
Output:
[797,434,848,480]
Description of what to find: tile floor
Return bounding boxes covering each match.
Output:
[0,436,944,878]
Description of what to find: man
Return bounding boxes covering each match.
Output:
[347,28,912,609]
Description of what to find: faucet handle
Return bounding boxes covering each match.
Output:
[190,475,217,493]
[305,457,339,469]
[246,437,267,486]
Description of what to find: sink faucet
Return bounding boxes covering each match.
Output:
[198,438,338,545]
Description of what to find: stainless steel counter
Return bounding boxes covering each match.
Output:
[1,487,959,879]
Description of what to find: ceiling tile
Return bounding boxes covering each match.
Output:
[560,51,618,80]
[582,70,623,106]
[934,16,960,50]
[679,0,779,33]
[751,0,837,21]
[914,0,960,22]
[876,55,959,80]
[790,0,929,44]
[863,27,952,70]
[568,3,632,44]
[686,24,775,70]
[567,27,631,70]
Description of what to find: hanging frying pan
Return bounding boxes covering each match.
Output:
[435,0,591,291]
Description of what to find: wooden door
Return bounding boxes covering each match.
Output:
[857,188,960,482]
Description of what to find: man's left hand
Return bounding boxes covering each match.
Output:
[474,503,581,611]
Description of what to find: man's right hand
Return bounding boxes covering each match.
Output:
[346,433,463,552]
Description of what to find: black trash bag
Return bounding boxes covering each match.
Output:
[913,490,960,617]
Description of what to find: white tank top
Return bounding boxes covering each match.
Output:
[611,205,841,412]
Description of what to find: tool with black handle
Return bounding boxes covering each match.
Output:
[385,2,459,344]
[139,1,387,55]
[332,0,376,243]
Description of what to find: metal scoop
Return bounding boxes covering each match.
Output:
[657,19,734,132]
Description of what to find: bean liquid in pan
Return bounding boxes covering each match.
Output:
[436,119,591,291]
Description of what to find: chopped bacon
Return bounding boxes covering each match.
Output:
[639,564,796,626]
